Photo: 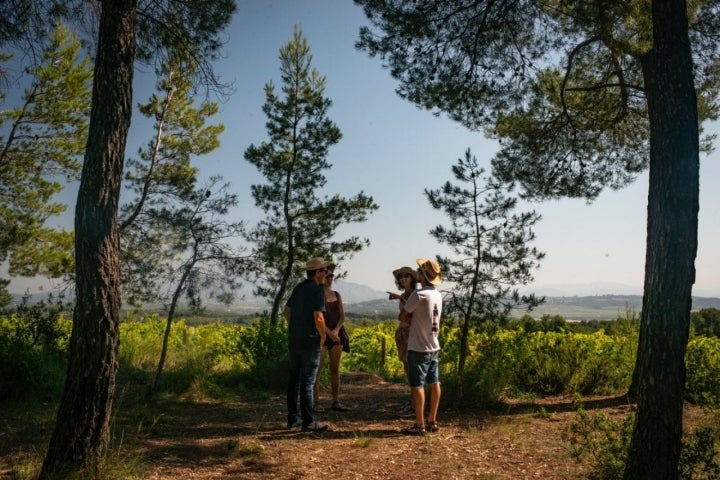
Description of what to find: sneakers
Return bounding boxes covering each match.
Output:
[302,421,329,433]
[287,418,301,429]
[331,401,350,412]
[401,423,426,436]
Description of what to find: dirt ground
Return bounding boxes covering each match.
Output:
[1,371,707,479]
[122,372,633,480]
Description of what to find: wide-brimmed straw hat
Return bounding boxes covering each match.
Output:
[416,257,442,285]
[392,266,418,282]
[305,257,334,271]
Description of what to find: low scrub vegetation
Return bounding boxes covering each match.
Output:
[3,306,720,409]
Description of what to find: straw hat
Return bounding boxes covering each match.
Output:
[416,257,442,285]
[392,266,418,282]
[305,257,334,271]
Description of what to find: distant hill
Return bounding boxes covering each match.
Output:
[8,284,720,323]
[345,294,720,322]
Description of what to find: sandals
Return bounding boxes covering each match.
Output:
[331,401,350,412]
[401,423,426,436]
[426,421,439,433]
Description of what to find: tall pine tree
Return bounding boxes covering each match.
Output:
[245,26,378,323]
[31,2,237,477]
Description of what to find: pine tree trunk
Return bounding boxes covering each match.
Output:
[453,313,470,409]
[624,0,699,477]
[40,1,137,477]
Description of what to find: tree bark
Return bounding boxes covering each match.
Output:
[40,0,137,477]
[624,0,699,478]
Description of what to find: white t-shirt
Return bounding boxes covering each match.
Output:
[404,286,442,352]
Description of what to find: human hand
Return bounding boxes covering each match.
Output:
[387,291,400,300]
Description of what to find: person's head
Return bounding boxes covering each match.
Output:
[323,264,336,287]
[305,257,334,283]
[416,257,442,287]
[392,266,418,291]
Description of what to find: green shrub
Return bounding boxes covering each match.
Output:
[562,407,633,480]
[342,321,404,380]
[686,336,720,407]
[458,329,519,405]
[234,315,288,390]
[512,331,633,397]
[564,407,720,480]
[120,315,249,396]
[0,299,71,402]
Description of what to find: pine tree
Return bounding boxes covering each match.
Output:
[30,1,237,477]
[245,26,378,323]
[426,148,544,406]
[119,54,245,391]
[0,23,91,302]
[120,51,227,307]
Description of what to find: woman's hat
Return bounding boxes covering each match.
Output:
[392,266,418,281]
[305,257,334,271]
[416,257,442,285]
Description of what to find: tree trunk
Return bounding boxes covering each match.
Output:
[153,262,194,392]
[624,1,699,478]
[40,1,137,477]
[454,312,470,408]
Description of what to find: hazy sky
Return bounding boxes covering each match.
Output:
[6,0,720,297]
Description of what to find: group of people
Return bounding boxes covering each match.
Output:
[284,256,443,436]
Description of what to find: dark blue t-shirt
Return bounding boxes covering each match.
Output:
[286,278,326,350]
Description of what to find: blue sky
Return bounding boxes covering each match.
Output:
[6,0,720,297]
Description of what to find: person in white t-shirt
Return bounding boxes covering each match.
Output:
[399,257,443,435]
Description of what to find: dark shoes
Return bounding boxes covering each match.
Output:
[331,401,349,412]
[287,418,301,429]
[401,423,426,436]
[401,422,439,435]
[302,421,329,433]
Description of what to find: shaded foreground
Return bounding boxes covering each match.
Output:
[0,371,708,479]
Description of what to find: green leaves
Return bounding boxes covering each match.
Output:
[356,0,720,199]
[426,149,544,323]
[0,22,91,286]
[244,26,378,321]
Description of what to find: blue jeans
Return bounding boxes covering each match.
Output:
[287,347,321,426]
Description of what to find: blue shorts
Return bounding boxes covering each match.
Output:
[407,350,440,388]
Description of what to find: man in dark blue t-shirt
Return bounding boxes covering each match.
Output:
[283,257,333,432]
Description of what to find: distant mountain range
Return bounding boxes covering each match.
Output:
[8,279,720,322]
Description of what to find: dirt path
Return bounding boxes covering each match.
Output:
[126,372,626,479]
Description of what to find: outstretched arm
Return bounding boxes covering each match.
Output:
[314,311,327,347]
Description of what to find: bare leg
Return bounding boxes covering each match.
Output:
[313,346,327,405]
[426,382,441,423]
[411,386,425,426]
[327,344,343,402]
